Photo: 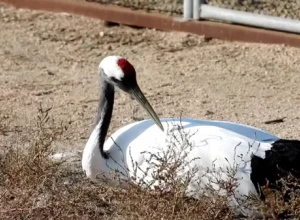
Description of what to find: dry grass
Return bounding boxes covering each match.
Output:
[0,106,233,219]
[260,175,300,219]
[0,106,299,219]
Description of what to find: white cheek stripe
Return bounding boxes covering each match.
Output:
[99,56,125,81]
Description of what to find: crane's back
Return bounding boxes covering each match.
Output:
[104,118,279,185]
[105,118,279,152]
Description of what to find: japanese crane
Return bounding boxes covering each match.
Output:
[82,55,300,217]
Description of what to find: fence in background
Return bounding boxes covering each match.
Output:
[86,0,300,35]
[3,0,300,48]
[183,0,300,34]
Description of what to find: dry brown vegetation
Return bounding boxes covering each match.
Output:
[0,107,299,220]
[0,107,234,219]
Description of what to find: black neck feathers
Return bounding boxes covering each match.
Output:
[96,76,115,159]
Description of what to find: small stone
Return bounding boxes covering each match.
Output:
[106,45,112,50]
[47,70,55,76]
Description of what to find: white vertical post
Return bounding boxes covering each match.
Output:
[183,0,193,20]
[193,0,200,20]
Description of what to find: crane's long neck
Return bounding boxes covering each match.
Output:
[96,77,114,159]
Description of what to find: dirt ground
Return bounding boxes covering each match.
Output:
[89,0,300,19]
[1,2,300,157]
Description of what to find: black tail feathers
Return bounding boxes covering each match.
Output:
[250,139,300,217]
[251,139,300,196]
[267,139,300,178]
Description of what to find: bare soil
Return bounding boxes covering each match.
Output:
[87,0,300,19]
[1,2,300,219]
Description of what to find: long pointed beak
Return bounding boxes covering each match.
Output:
[130,86,164,131]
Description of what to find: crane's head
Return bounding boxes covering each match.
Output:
[99,56,164,131]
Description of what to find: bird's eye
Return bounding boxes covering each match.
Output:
[110,77,120,83]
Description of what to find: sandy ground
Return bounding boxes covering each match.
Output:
[1,3,300,156]
[88,0,300,19]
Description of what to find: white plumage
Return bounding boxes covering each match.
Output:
[82,117,278,215]
[99,56,124,80]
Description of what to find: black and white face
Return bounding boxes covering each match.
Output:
[98,55,164,131]
[99,55,137,93]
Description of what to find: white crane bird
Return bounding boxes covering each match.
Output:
[82,55,300,217]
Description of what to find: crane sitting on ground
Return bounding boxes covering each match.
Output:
[82,55,300,217]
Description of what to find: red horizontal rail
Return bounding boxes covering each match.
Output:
[2,0,300,48]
